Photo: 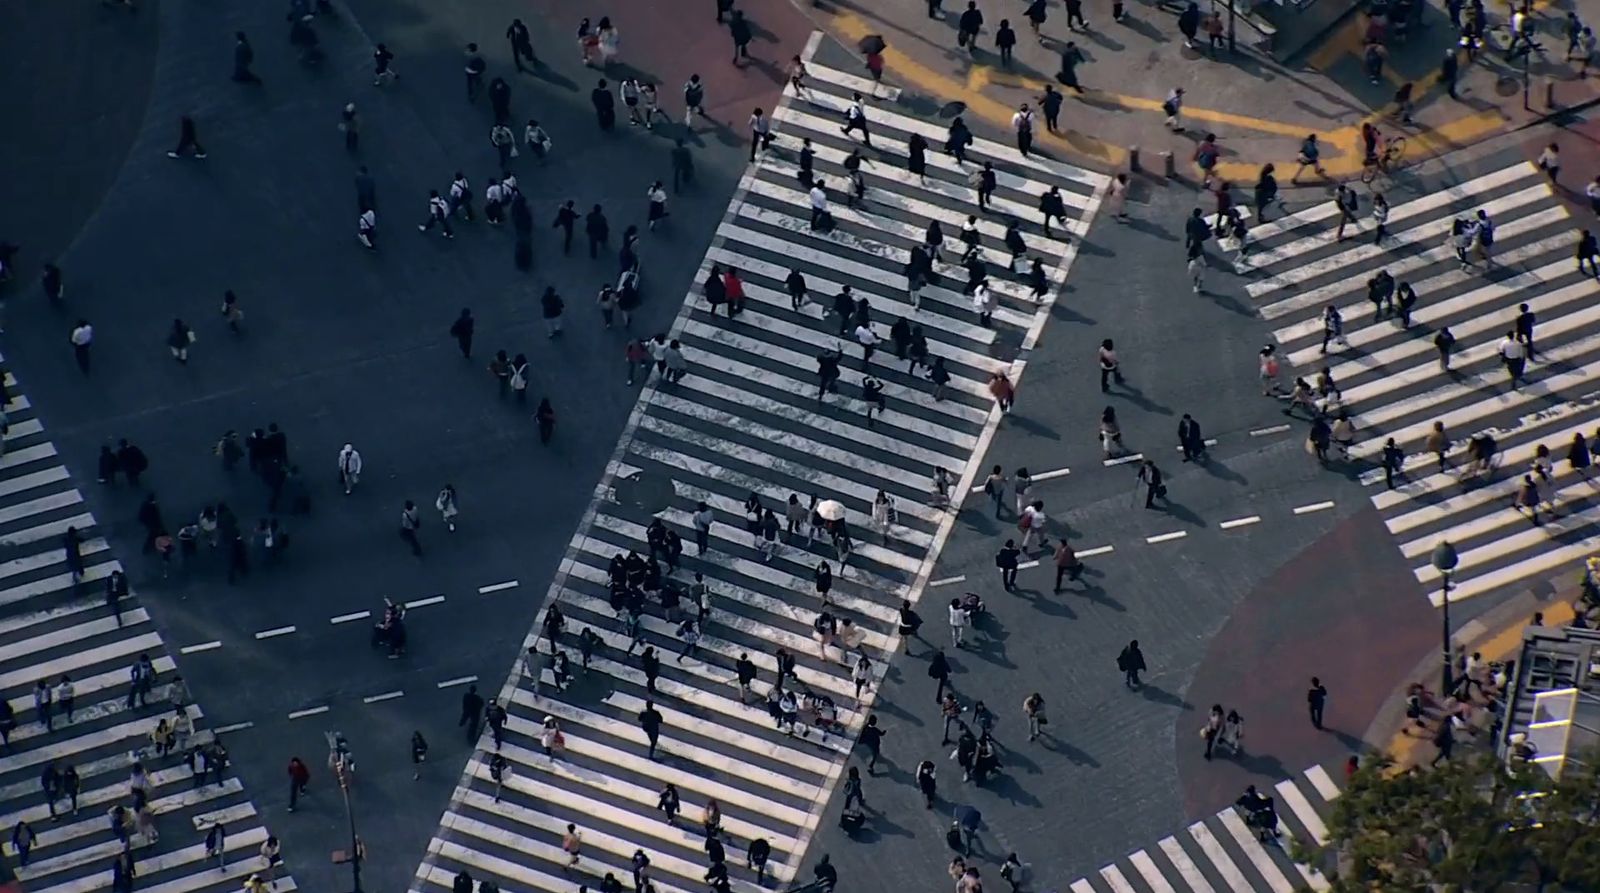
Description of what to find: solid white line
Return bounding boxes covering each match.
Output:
[1220,516,1262,530]
[329,611,370,624]
[254,625,296,639]
[1174,439,1219,451]
[287,705,330,720]
[363,691,405,704]
[1017,560,1041,570]
[1293,501,1336,515]
[1078,545,1115,558]
[437,675,478,689]
[1033,467,1072,482]
[1104,453,1144,467]
[1146,531,1188,544]
[478,581,519,594]
[211,721,254,735]
[928,575,967,587]
[178,641,222,655]
[405,595,446,609]
[1251,424,1292,436]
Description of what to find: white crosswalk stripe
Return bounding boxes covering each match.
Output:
[0,359,290,893]
[1066,765,1339,892]
[1245,160,1600,608]
[411,43,1106,893]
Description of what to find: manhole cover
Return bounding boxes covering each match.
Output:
[612,471,675,514]
[1494,76,1520,97]
[939,100,967,119]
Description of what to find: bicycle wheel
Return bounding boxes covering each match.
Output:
[1360,163,1377,185]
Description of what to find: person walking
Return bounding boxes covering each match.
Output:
[840,92,872,146]
[435,484,459,532]
[748,107,773,162]
[338,443,362,495]
[418,190,455,238]
[449,308,475,359]
[1022,692,1047,741]
[232,32,262,84]
[646,182,669,231]
[928,647,952,703]
[286,757,310,812]
[399,500,423,557]
[1138,460,1165,509]
[585,205,610,259]
[70,319,94,373]
[592,79,617,130]
[729,10,753,64]
[507,18,536,71]
[1307,677,1328,729]
[1178,414,1205,461]
[996,540,1020,590]
[1202,704,1224,759]
[1118,640,1146,688]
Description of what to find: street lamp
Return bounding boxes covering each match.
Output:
[1431,541,1459,694]
[327,732,362,893]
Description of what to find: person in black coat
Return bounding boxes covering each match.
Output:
[591,79,616,130]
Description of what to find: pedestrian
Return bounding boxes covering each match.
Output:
[917,760,938,808]
[1334,184,1358,241]
[840,92,872,145]
[1516,302,1537,358]
[231,31,262,84]
[1098,339,1123,391]
[646,182,669,231]
[399,500,423,556]
[1022,692,1047,741]
[586,205,610,259]
[166,114,207,160]
[69,319,94,373]
[1163,87,1184,130]
[507,18,536,71]
[996,19,1018,67]
[592,78,617,130]
[1372,192,1390,244]
[729,10,753,63]
[749,107,773,161]
[1051,539,1083,591]
[683,74,707,125]
[540,287,565,338]
[372,43,397,85]
[1202,704,1223,759]
[1178,413,1205,461]
[957,1,984,51]
[1307,676,1328,729]
[1117,640,1145,687]
[418,190,455,238]
[1425,420,1450,471]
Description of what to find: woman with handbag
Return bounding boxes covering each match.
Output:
[1022,692,1046,741]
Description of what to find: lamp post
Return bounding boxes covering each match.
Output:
[1431,541,1459,694]
[327,732,362,893]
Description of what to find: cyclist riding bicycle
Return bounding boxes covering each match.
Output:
[1361,122,1382,167]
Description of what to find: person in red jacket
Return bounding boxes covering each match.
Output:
[722,267,746,316]
[287,757,310,812]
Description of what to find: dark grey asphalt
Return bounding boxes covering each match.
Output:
[0,0,794,889]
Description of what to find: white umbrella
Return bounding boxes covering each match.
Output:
[816,499,847,521]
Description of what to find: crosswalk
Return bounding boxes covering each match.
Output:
[1246,160,1600,608]
[1066,764,1342,893]
[411,50,1106,893]
[0,361,292,893]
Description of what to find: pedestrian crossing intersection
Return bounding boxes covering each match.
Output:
[1244,160,1600,607]
[1066,764,1342,893]
[411,58,1106,893]
[0,359,292,893]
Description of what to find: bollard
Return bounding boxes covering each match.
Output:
[1546,77,1557,110]
[1161,151,1175,178]
[1129,145,1141,173]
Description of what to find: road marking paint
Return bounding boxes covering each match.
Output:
[1251,424,1292,436]
[1017,560,1040,570]
[929,575,967,587]
[179,641,222,655]
[1146,531,1188,544]
[1104,453,1144,467]
[1078,545,1115,558]
[1220,516,1262,530]
[1293,501,1336,515]
[330,611,370,624]
[254,625,296,640]
[1174,439,1219,451]
[211,721,254,735]
[1033,467,1071,482]
[287,706,330,720]
[437,675,479,689]
[478,580,519,594]
[363,691,405,704]
[405,595,446,609]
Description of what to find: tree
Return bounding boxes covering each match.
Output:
[1300,750,1600,891]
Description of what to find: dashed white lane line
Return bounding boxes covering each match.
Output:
[1017,560,1041,570]
[330,611,371,625]
[929,575,967,587]
[180,641,222,654]
[1173,439,1219,452]
[363,691,406,704]
[437,675,479,689]
[1104,453,1145,467]
[212,721,254,735]
[287,705,330,720]
[405,595,446,609]
[1146,531,1188,544]
[1251,423,1292,436]
[478,580,520,594]
[1078,545,1115,558]
[1220,516,1262,530]
[1293,501,1336,515]
[254,625,297,640]
[968,466,1071,493]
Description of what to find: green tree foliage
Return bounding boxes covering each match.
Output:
[1302,751,1600,891]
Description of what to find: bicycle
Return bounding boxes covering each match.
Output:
[1360,136,1407,184]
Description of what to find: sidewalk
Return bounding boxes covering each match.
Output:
[800,0,1600,181]
[1367,581,1581,772]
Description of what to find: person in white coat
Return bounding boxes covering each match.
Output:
[435,484,459,532]
[338,444,363,495]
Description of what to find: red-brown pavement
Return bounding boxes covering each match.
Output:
[1173,503,1439,817]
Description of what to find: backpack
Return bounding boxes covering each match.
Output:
[1162,99,1178,117]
